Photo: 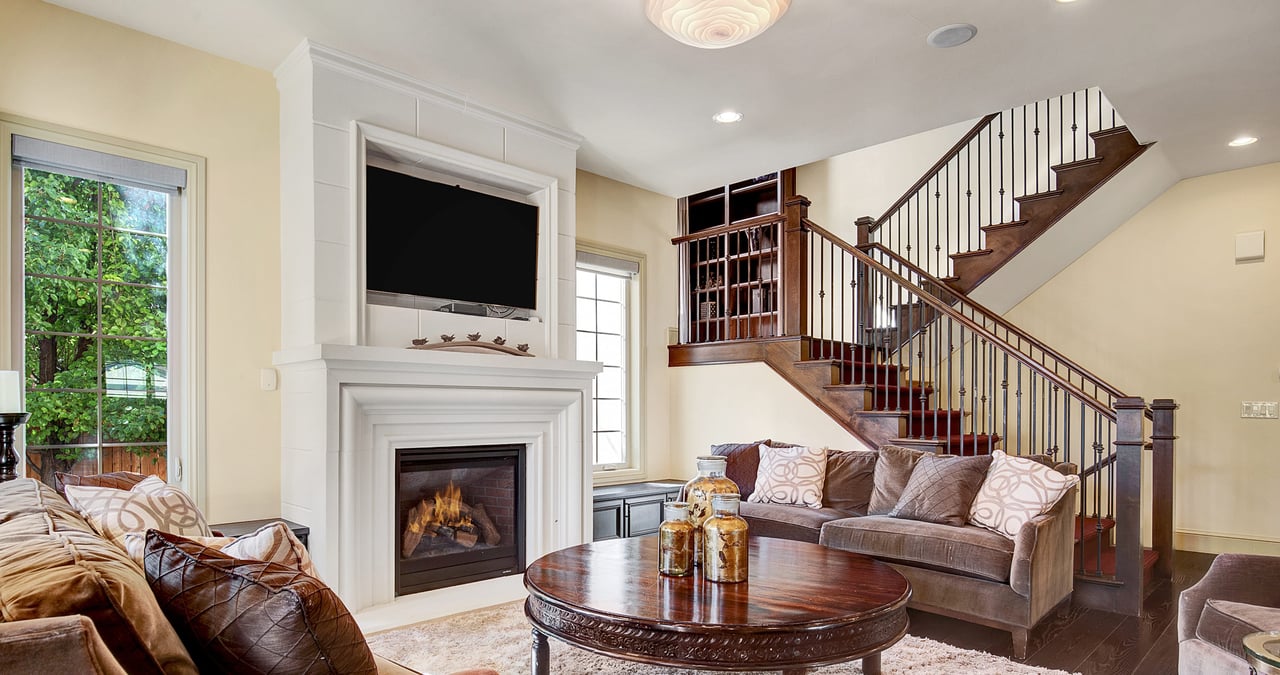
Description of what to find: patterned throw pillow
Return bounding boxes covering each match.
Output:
[144,531,377,674]
[746,444,827,509]
[969,451,1080,538]
[888,454,992,526]
[124,522,317,576]
[65,476,212,548]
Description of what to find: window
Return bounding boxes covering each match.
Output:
[576,248,642,473]
[4,122,204,502]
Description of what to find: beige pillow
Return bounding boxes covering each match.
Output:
[65,475,212,548]
[969,451,1080,538]
[867,444,927,515]
[746,444,827,509]
[124,522,317,576]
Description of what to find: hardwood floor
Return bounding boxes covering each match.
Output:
[906,550,1216,674]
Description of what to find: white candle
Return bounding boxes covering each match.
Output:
[0,371,22,413]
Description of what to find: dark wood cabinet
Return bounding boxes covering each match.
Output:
[675,169,795,343]
[592,481,683,541]
[211,518,310,549]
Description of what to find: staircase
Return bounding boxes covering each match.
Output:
[668,87,1176,617]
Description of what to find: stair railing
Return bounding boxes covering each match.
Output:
[862,87,1122,280]
[673,215,787,344]
[800,211,1173,615]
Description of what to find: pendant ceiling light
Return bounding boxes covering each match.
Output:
[645,0,792,49]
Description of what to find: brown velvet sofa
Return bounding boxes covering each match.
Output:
[1178,553,1280,674]
[0,477,490,674]
[713,441,1078,659]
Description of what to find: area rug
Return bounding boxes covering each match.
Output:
[366,600,1077,675]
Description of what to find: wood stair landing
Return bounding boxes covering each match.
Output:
[1073,515,1159,580]
[944,126,1150,294]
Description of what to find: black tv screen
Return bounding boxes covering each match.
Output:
[365,166,539,310]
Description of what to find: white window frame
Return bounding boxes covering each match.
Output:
[1,114,206,508]
[577,242,646,483]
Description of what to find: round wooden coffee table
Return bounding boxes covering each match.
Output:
[524,536,910,674]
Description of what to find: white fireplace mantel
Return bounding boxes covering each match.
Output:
[273,344,600,627]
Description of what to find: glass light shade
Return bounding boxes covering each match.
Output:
[645,0,792,49]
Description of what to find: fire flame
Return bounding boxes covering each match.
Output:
[406,481,473,534]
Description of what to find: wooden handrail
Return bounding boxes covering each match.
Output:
[869,112,1000,233]
[670,213,785,245]
[804,218,1117,421]
[860,243,1130,404]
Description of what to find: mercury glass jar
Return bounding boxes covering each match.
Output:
[702,493,749,583]
[657,501,694,576]
[681,455,739,566]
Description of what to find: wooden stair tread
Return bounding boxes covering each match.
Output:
[824,382,933,394]
[1051,156,1105,172]
[1014,188,1065,204]
[1076,546,1159,577]
[950,248,994,260]
[1074,516,1116,544]
[1089,125,1131,140]
[980,219,1030,233]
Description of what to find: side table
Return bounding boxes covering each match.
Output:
[1245,631,1280,675]
[210,518,310,549]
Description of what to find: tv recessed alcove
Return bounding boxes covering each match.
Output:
[352,122,562,357]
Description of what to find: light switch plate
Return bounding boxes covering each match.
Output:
[1241,401,1278,419]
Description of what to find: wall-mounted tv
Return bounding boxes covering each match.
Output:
[365,165,539,310]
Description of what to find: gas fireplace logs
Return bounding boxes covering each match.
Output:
[401,482,501,558]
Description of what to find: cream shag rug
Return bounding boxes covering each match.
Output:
[366,601,1077,675]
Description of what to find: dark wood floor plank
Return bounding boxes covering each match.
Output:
[1026,607,1126,672]
[1131,619,1179,675]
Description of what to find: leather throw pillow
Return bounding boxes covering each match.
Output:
[889,453,993,526]
[64,476,211,548]
[747,444,827,509]
[867,445,926,515]
[969,451,1080,538]
[710,440,770,496]
[55,470,149,498]
[144,530,377,674]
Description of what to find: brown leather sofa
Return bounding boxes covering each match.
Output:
[1178,553,1280,673]
[0,477,492,674]
[714,442,1078,659]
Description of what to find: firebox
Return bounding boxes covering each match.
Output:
[395,445,525,596]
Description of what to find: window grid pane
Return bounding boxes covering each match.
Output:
[21,168,169,487]
[576,267,630,469]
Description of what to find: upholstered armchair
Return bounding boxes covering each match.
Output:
[1178,553,1280,673]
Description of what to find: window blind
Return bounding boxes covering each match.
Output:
[12,135,187,193]
[576,250,639,279]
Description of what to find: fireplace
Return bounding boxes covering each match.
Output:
[395,445,525,596]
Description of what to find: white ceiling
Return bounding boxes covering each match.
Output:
[46,0,1280,197]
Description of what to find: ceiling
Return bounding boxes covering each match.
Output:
[46,0,1280,197]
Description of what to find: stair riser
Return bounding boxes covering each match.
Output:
[904,415,967,438]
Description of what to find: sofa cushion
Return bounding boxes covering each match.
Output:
[820,515,1015,583]
[64,476,212,548]
[711,440,769,496]
[969,451,1080,538]
[823,449,877,516]
[145,530,378,674]
[738,502,849,544]
[1196,599,1280,661]
[0,478,197,675]
[868,445,927,515]
[748,444,827,509]
[889,454,991,527]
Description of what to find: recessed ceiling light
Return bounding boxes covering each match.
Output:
[713,111,744,124]
[1055,0,1080,4]
[927,24,978,49]
[1229,136,1259,147]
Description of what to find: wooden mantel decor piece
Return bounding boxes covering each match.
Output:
[408,334,534,357]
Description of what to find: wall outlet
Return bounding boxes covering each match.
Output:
[260,368,278,392]
[1240,401,1278,419]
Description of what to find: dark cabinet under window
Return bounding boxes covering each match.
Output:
[592,481,683,541]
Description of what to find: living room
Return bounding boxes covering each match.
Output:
[1,0,1278,673]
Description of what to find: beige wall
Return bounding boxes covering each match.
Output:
[0,0,281,521]
[1006,161,1280,555]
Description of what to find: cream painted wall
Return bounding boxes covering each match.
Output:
[0,0,281,521]
[1006,161,1280,555]
[574,170,677,482]
[797,118,978,233]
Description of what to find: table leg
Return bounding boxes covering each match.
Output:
[862,652,882,675]
[531,627,550,675]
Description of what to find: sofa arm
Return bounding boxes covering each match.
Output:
[1009,486,1077,607]
[1179,553,1280,643]
[0,615,127,675]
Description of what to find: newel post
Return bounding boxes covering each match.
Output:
[855,216,874,247]
[781,196,812,337]
[1113,396,1148,616]
[1150,399,1178,580]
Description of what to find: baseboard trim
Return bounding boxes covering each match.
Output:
[1175,528,1280,556]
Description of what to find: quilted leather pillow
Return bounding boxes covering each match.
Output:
[747,444,827,509]
[889,453,992,526]
[125,521,317,576]
[55,470,149,498]
[711,440,770,496]
[65,475,211,547]
[144,530,377,674]
[867,444,926,515]
[969,451,1080,538]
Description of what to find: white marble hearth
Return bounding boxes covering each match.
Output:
[273,344,600,630]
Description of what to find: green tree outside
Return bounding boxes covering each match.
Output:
[22,168,168,485]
